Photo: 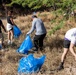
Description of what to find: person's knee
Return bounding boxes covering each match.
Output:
[69,47,73,52]
[63,48,68,55]
[8,31,10,34]
[10,30,13,35]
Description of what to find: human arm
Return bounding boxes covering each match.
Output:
[10,16,15,25]
[69,43,76,57]
[0,20,6,32]
[69,38,76,57]
[1,24,6,32]
[27,21,35,35]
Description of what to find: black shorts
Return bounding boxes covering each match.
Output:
[64,40,70,48]
[9,28,13,31]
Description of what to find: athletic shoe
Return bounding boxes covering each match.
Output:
[8,40,11,45]
[57,65,64,71]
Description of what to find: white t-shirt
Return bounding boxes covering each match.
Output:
[65,28,76,44]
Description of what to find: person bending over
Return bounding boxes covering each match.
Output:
[27,15,47,51]
[58,28,76,70]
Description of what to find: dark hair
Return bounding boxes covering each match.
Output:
[32,15,37,18]
[7,10,13,14]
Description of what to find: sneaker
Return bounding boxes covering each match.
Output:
[11,41,13,45]
[8,40,11,45]
[57,65,64,71]
[0,48,5,52]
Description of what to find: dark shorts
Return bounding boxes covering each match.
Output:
[64,39,70,48]
[9,28,13,31]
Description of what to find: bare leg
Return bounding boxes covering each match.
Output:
[70,48,76,60]
[8,31,11,41]
[10,30,14,43]
[69,43,76,60]
[61,48,69,62]
[58,48,69,70]
[70,48,76,57]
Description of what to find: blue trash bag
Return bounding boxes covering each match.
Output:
[13,25,22,38]
[0,44,2,50]
[18,54,46,74]
[17,35,33,54]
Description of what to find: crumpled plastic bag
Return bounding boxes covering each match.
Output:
[13,25,22,38]
[18,54,46,74]
[17,35,33,54]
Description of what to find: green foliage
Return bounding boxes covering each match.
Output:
[72,4,76,10]
[5,0,76,11]
[50,19,56,24]
[55,9,64,16]
[30,0,42,10]
[62,0,72,8]
[42,0,53,7]
[6,0,24,6]
[49,20,65,35]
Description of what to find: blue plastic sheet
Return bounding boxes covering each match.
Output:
[17,35,33,54]
[18,54,46,74]
[13,25,22,38]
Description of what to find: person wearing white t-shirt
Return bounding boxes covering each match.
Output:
[58,28,76,70]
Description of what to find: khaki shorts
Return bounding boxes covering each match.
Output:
[0,33,4,44]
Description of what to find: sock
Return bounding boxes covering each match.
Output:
[8,40,11,44]
[60,62,64,67]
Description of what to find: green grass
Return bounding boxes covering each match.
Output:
[49,20,65,35]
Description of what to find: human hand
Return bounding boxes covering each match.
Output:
[26,34,29,36]
[26,33,29,36]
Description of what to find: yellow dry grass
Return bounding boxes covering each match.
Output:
[0,11,76,75]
